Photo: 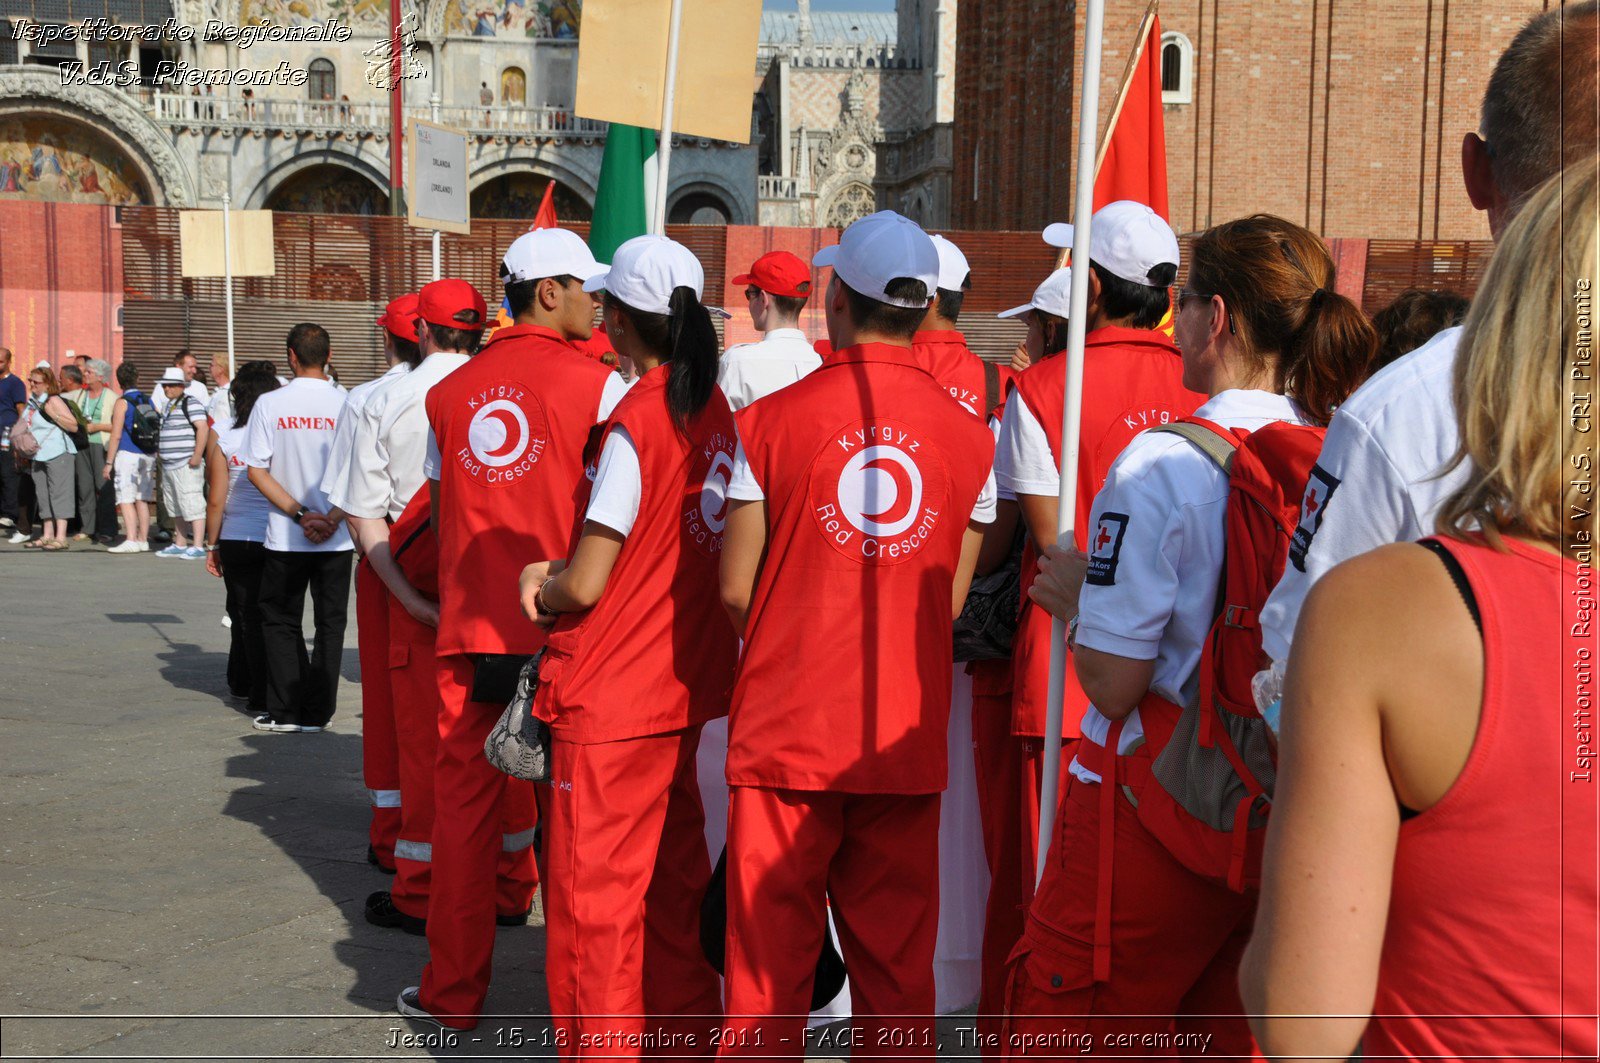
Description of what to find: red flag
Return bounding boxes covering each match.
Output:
[1093,13,1169,221]
[531,181,559,230]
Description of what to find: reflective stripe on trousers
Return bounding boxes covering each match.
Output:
[369,788,402,809]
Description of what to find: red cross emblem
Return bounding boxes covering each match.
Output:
[1304,487,1320,516]
[1094,522,1114,553]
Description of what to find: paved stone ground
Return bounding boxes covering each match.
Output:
[1,541,982,1062]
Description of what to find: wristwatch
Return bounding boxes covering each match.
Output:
[204,543,220,552]
[292,505,309,524]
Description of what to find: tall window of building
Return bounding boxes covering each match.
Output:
[308,58,336,101]
[1160,32,1193,105]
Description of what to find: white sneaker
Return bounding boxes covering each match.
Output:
[155,544,185,558]
[108,540,146,554]
[0,517,13,530]
[138,541,151,552]
[8,531,28,545]
[220,614,233,628]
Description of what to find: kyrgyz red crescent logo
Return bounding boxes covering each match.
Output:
[812,419,948,565]
[454,382,549,487]
[684,432,736,555]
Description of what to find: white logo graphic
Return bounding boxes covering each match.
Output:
[468,399,530,467]
[837,445,923,538]
[700,450,735,534]
[363,10,426,91]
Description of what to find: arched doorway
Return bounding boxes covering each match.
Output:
[668,190,733,225]
[264,164,388,215]
[472,173,592,221]
[0,115,150,205]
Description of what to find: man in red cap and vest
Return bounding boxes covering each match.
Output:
[718,210,997,1060]
[718,250,821,411]
[397,229,628,1032]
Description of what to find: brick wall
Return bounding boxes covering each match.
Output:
[0,202,123,372]
[954,0,1548,239]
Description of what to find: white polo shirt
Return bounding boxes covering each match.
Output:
[1071,389,1307,784]
[244,376,353,553]
[1258,326,1465,664]
[319,361,410,501]
[334,351,470,521]
[716,328,822,411]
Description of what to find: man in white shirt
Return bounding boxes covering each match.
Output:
[717,250,821,410]
[245,323,355,735]
[157,349,211,414]
[1259,2,1600,665]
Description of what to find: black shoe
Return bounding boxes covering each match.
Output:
[496,906,532,927]
[365,890,426,935]
[367,845,397,875]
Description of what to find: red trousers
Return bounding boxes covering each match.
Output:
[971,690,1072,1054]
[388,612,538,923]
[1003,774,1258,1059]
[417,653,540,1028]
[544,727,722,1060]
[357,560,400,870]
[719,787,941,1063]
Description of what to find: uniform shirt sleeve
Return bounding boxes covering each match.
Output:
[970,466,998,524]
[716,353,752,412]
[242,393,275,469]
[336,401,394,520]
[584,425,642,536]
[423,426,441,480]
[727,438,764,502]
[994,394,1059,497]
[597,373,631,422]
[1073,440,1204,662]
[989,413,1016,502]
[320,396,360,498]
[1258,409,1416,664]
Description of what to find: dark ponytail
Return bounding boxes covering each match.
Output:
[604,286,721,432]
[1282,286,1376,426]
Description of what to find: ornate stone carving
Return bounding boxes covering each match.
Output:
[0,69,196,206]
[200,154,229,199]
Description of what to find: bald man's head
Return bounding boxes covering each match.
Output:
[1468,2,1600,234]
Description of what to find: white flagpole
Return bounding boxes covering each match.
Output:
[650,0,685,235]
[431,92,442,281]
[1036,0,1108,885]
[222,192,236,380]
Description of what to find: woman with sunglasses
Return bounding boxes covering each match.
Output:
[1005,214,1373,1051]
[21,366,81,551]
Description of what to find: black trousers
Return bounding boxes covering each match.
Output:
[257,548,353,728]
[73,441,114,537]
[220,540,270,714]
[0,450,19,522]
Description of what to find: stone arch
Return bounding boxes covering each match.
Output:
[666,174,751,226]
[0,69,195,205]
[823,181,874,228]
[469,156,598,205]
[247,150,390,212]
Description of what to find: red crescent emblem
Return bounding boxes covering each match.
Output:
[481,408,523,460]
[860,455,915,527]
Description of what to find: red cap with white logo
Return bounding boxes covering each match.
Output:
[731,251,812,298]
[417,278,489,331]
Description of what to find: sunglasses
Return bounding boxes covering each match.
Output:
[744,287,763,301]
[1176,288,1236,334]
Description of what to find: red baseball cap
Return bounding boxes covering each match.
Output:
[731,251,812,299]
[376,293,420,341]
[417,278,488,331]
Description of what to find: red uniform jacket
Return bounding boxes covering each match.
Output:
[535,366,740,744]
[727,342,996,795]
[425,323,613,657]
[1008,326,1202,737]
[911,329,1014,421]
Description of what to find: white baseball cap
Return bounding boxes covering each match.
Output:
[928,234,971,292]
[813,210,938,309]
[998,267,1073,319]
[1042,200,1180,287]
[584,235,706,316]
[502,228,606,284]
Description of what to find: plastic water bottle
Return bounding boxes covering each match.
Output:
[1252,661,1286,738]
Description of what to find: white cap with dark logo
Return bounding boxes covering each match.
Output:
[502,228,607,284]
[584,234,705,316]
[1042,200,1180,287]
[813,210,939,309]
[998,267,1073,319]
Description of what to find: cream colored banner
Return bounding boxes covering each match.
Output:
[575,0,761,145]
[179,210,276,278]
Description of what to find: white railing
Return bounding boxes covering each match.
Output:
[758,174,802,200]
[150,92,604,137]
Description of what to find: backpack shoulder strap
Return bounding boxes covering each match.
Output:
[1150,417,1238,474]
[982,359,999,419]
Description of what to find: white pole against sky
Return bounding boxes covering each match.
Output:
[1036,0,1108,885]
[650,0,685,235]
[431,93,442,281]
[222,192,236,380]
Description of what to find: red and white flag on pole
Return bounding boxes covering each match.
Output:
[1093,11,1169,220]
[530,181,559,230]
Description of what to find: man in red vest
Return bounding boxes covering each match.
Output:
[981,201,1203,1044]
[395,229,629,1031]
[912,234,1013,421]
[718,210,997,1060]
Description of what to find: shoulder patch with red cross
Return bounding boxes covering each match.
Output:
[1288,463,1341,572]
[1085,511,1130,586]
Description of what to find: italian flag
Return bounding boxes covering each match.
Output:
[589,124,659,264]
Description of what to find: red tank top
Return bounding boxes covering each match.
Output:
[425,324,613,657]
[911,329,1014,420]
[1008,327,1202,736]
[534,366,740,743]
[728,342,996,794]
[1366,536,1597,1060]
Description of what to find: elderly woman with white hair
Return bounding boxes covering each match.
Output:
[69,357,119,543]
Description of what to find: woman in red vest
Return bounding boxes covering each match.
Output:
[1004,214,1373,1053]
[520,234,736,1058]
[1241,163,1599,1061]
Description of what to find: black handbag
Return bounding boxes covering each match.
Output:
[952,528,1023,662]
[470,652,533,704]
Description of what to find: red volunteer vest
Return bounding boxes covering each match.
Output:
[1009,326,1203,737]
[727,342,996,794]
[424,323,614,657]
[1367,537,1597,1061]
[911,329,1014,420]
[534,366,740,744]
[389,490,438,600]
